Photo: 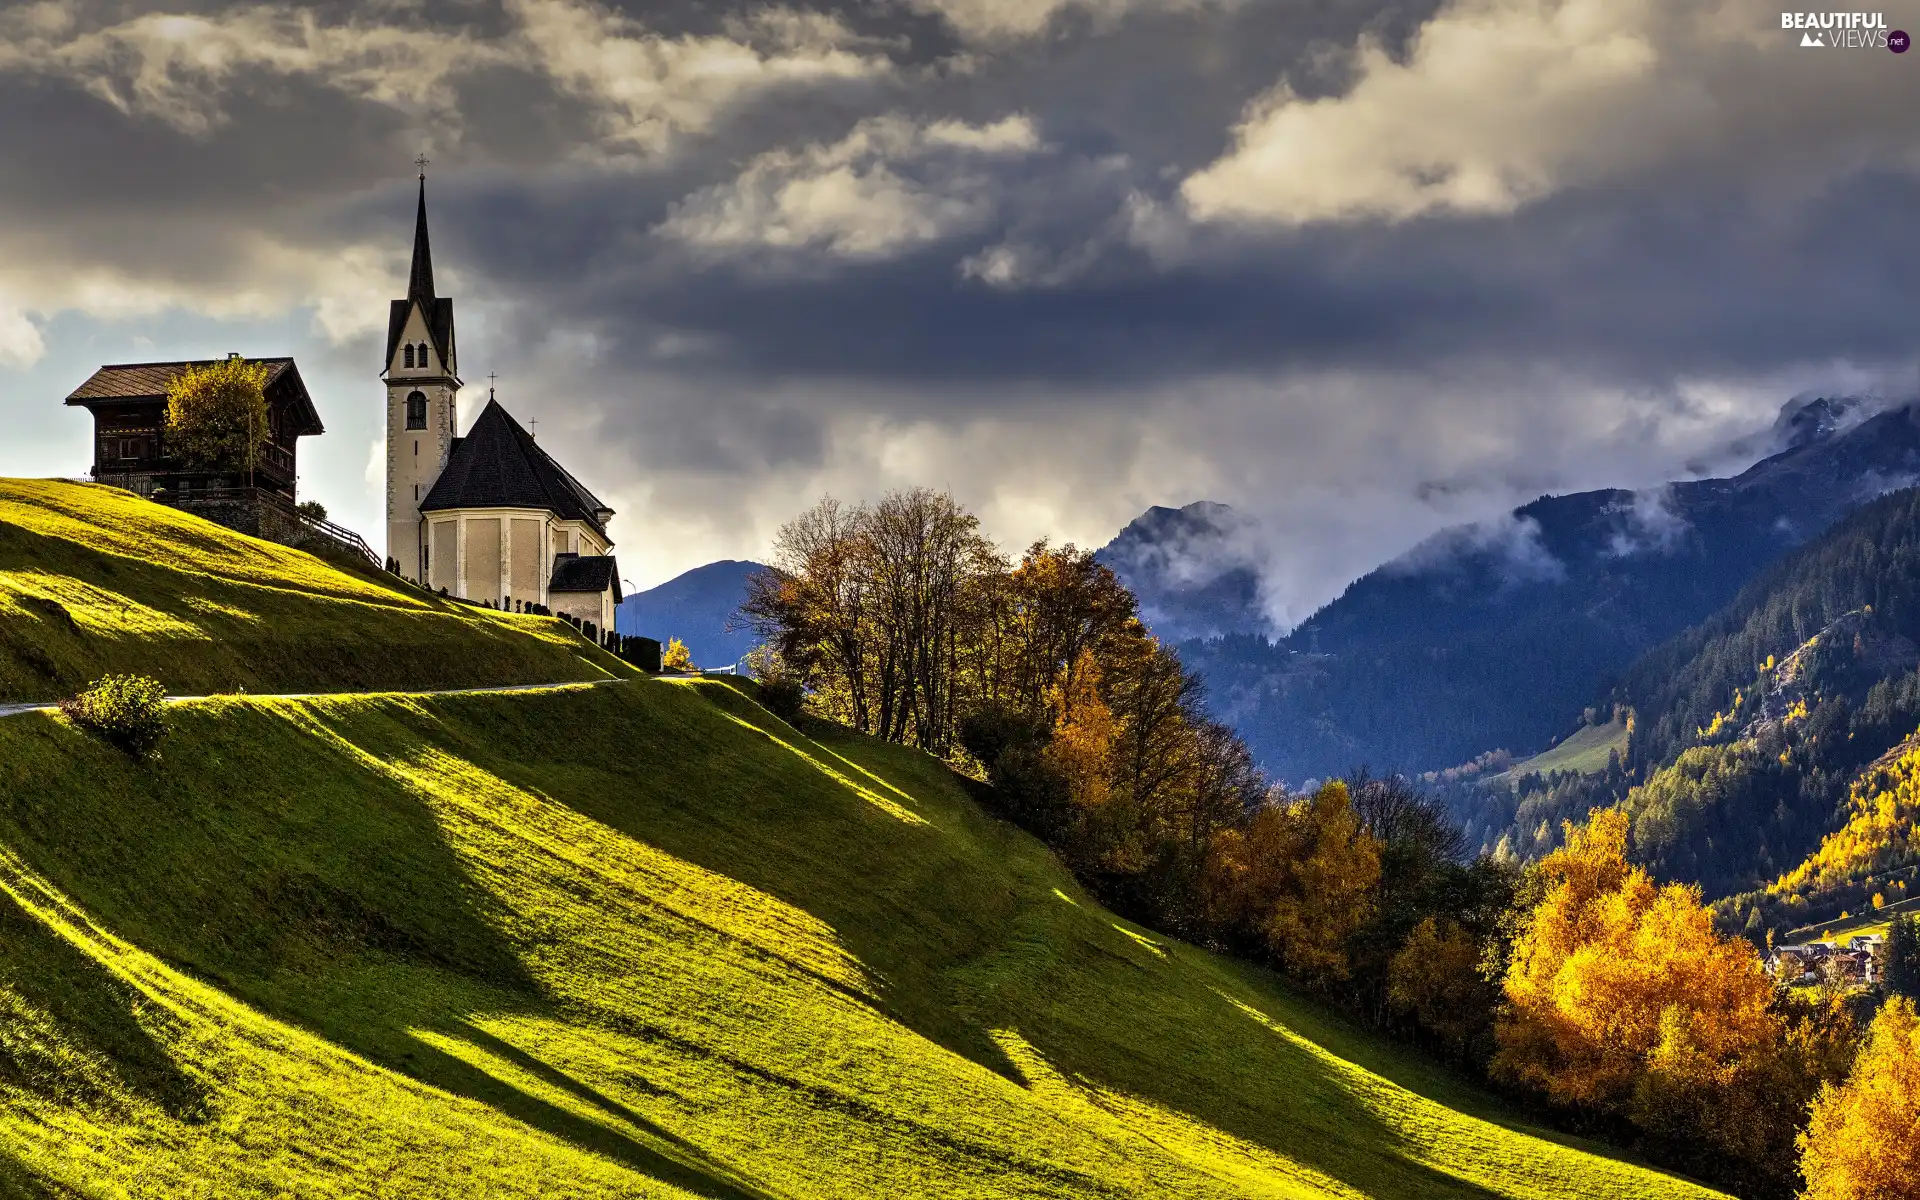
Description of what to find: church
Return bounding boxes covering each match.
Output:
[384,175,623,631]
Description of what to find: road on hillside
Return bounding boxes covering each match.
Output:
[0,677,631,720]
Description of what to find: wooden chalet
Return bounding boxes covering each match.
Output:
[64,355,324,504]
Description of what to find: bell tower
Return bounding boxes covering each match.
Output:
[384,167,460,582]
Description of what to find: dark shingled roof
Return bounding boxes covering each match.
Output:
[64,357,324,436]
[384,177,456,373]
[548,553,622,601]
[420,398,615,538]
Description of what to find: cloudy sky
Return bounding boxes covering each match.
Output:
[2,0,1918,624]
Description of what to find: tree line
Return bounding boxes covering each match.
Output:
[742,489,1919,1200]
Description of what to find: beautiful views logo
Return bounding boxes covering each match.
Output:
[1781,11,1904,48]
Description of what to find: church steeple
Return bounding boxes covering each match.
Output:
[408,173,436,304]
[384,159,459,586]
[384,161,456,381]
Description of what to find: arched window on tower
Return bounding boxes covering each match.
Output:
[417,343,430,369]
[403,345,415,369]
[406,391,428,430]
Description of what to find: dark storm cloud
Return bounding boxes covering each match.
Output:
[3,0,1917,609]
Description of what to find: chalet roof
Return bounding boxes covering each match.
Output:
[419,398,614,538]
[64,357,324,436]
[383,177,457,372]
[549,553,622,602]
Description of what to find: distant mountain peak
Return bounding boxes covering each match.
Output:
[615,559,768,669]
[1771,394,1885,452]
[1098,501,1270,642]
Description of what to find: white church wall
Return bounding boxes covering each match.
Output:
[430,519,457,593]
[467,517,502,604]
[511,519,540,599]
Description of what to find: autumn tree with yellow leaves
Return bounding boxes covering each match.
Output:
[1045,649,1114,813]
[661,638,693,672]
[1495,808,1854,1197]
[1800,996,1920,1200]
[164,357,271,472]
[1206,782,1381,981]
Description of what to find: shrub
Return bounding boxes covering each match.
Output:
[296,500,328,522]
[758,677,805,724]
[662,638,693,672]
[1388,916,1494,1051]
[60,674,168,758]
[960,704,1074,840]
[743,643,804,722]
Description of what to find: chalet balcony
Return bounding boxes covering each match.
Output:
[91,439,298,490]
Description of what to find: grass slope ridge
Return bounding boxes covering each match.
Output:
[0,478,633,701]
[0,676,1724,1198]
[1491,718,1629,785]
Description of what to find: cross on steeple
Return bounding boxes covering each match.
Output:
[529,418,539,440]
[415,153,431,179]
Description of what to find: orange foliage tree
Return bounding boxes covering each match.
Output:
[1045,649,1114,811]
[1495,808,1853,1194]
[1205,782,1381,981]
[1388,917,1493,1051]
[1800,996,1920,1200]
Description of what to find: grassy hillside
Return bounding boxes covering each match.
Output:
[0,480,1728,1197]
[0,478,633,701]
[0,676,1727,1199]
[1491,717,1628,784]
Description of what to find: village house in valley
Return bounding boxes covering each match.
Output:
[384,174,623,630]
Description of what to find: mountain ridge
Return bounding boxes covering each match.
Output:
[1095,501,1268,643]
[1177,399,1920,782]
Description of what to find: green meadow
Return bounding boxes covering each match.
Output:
[1486,718,1629,787]
[0,482,1727,1198]
[0,479,632,702]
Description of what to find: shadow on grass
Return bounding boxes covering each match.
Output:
[400,1020,774,1200]
[0,1150,59,1200]
[0,888,207,1122]
[426,682,1529,1200]
[0,707,717,1196]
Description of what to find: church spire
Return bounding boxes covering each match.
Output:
[408,169,436,305]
